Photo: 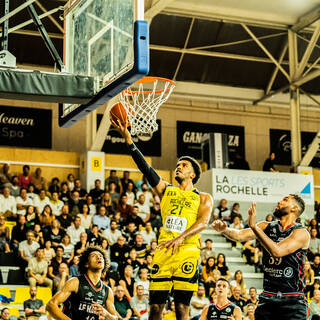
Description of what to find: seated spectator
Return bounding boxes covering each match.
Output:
[309,228,320,261]
[43,240,55,263]
[89,179,104,204]
[53,262,70,293]
[93,205,110,232]
[135,194,150,223]
[229,152,250,170]
[18,165,32,189]
[20,230,40,265]
[57,205,73,230]
[45,219,65,247]
[243,303,256,320]
[262,152,277,172]
[38,205,54,230]
[114,285,132,320]
[265,213,274,222]
[11,214,27,252]
[130,284,149,319]
[190,284,210,319]
[200,239,215,265]
[74,179,87,200]
[68,191,84,218]
[117,195,132,221]
[110,236,130,271]
[67,216,85,246]
[136,183,154,207]
[201,257,216,297]
[23,286,46,320]
[25,205,39,230]
[88,224,102,245]
[105,170,120,193]
[119,264,136,300]
[229,203,243,223]
[125,182,136,206]
[243,239,260,266]
[136,268,149,295]
[0,163,12,188]
[146,240,157,257]
[67,173,75,192]
[215,253,231,280]
[34,189,50,215]
[313,254,320,278]
[50,191,64,216]
[306,260,315,297]
[27,184,38,203]
[16,188,33,216]
[0,215,10,252]
[120,171,136,194]
[230,270,248,299]
[140,222,156,246]
[101,192,115,214]
[0,187,16,219]
[310,290,320,319]
[229,286,247,312]
[27,248,52,288]
[245,287,258,307]
[9,175,20,198]
[133,234,147,261]
[213,199,230,221]
[102,219,122,245]
[61,234,74,265]
[74,232,88,255]
[69,255,80,277]
[123,222,138,246]
[59,182,70,203]
[143,254,153,275]
[163,301,176,320]
[126,207,144,231]
[308,219,319,233]
[126,248,143,278]
[78,204,92,230]
[48,245,68,279]
[48,177,60,195]
[32,168,46,192]
[86,195,96,216]
[33,224,44,247]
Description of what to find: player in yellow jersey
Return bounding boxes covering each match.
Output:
[113,120,213,320]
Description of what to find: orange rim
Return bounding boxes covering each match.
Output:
[122,76,176,96]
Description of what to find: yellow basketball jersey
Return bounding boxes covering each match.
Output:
[158,185,201,246]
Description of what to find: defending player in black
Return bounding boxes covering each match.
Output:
[213,194,310,320]
[46,245,117,320]
[200,278,242,320]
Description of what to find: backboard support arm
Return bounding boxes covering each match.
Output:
[1,0,9,51]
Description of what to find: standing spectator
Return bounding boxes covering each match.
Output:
[11,214,27,253]
[105,170,120,193]
[59,182,70,203]
[201,257,216,297]
[66,174,75,192]
[67,216,85,246]
[125,182,136,206]
[23,286,46,320]
[16,188,33,216]
[229,287,247,312]
[108,182,120,205]
[9,176,20,198]
[114,285,132,320]
[130,284,149,320]
[48,245,68,279]
[93,205,110,231]
[27,248,52,288]
[102,220,122,245]
[86,195,96,216]
[200,239,215,265]
[229,153,250,170]
[68,191,84,218]
[0,187,16,218]
[110,236,130,271]
[0,215,10,252]
[89,179,104,204]
[78,203,92,230]
[119,265,136,300]
[18,165,32,189]
[309,228,320,261]
[313,254,320,278]
[117,195,132,221]
[32,168,46,192]
[34,189,50,215]
[61,234,74,265]
[53,262,70,293]
[74,232,88,255]
[57,205,73,230]
[213,199,230,221]
[0,164,12,188]
[140,222,156,246]
[190,284,210,319]
[120,171,136,194]
[50,192,64,216]
[19,231,40,265]
[135,194,150,223]
[74,179,87,200]
[262,152,277,172]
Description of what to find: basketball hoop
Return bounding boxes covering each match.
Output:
[119,76,176,135]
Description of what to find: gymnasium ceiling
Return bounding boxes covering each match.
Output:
[3,0,320,104]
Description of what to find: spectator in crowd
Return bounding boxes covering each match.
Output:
[215,253,231,280]
[102,219,122,245]
[110,236,130,271]
[120,171,136,194]
[230,286,247,312]
[48,245,68,279]
[246,287,258,307]
[308,218,319,233]
[16,188,33,216]
[57,205,73,230]
[68,191,83,218]
[133,234,147,260]
[25,205,38,230]
[27,184,38,203]
[24,286,46,320]
[306,260,315,297]
[200,239,215,265]
[265,213,274,222]
[243,239,260,266]
[11,214,27,253]
[86,195,96,216]
[229,203,243,223]
[67,216,85,246]
[33,224,44,247]
[50,191,64,216]
[136,268,149,295]
[93,205,110,232]
[34,189,50,215]
[59,182,70,203]
[88,224,102,245]
[18,165,33,189]
[48,177,60,195]
[0,164,12,188]
[126,248,143,278]
[53,262,70,293]
[140,222,156,246]
[123,222,138,246]
[66,173,75,192]
[309,290,320,319]
[119,264,136,300]
[0,215,10,252]
[135,194,150,223]
[137,183,154,207]
[61,234,74,264]
[213,199,230,221]
[229,153,250,170]
[0,187,16,219]
[74,179,87,200]
[190,284,210,320]
[9,175,20,198]
[20,230,40,265]
[108,182,120,205]
[126,207,144,230]
[38,205,54,230]
[230,270,248,299]
[101,192,115,215]
[45,219,65,247]
[117,195,133,222]
[243,303,256,320]
[228,216,244,248]
[89,179,104,204]
[69,255,80,277]
[74,232,88,255]
[201,257,216,297]
[262,152,277,172]
[313,254,320,278]
[114,285,132,320]
[130,284,149,320]
[33,168,46,192]
[78,203,92,230]
[135,174,150,192]
[105,170,120,193]
[43,240,55,263]
[149,200,161,230]
[309,228,320,261]
[125,182,136,206]
[146,240,157,257]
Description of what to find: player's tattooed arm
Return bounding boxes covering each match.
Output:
[46,277,79,320]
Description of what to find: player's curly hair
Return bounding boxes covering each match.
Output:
[78,244,110,275]
[178,156,202,184]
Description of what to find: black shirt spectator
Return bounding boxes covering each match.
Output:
[120,171,137,193]
[88,225,102,245]
[48,177,60,195]
[230,287,247,311]
[74,179,87,199]
[114,286,132,319]
[57,205,73,230]
[68,191,84,218]
[23,286,45,318]
[89,179,104,204]
[125,207,144,230]
[123,223,138,247]
[263,152,276,172]
[48,246,68,278]
[110,236,130,266]
[313,254,320,277]
[11,215,27,246]
[105,170,121,193]
[59,182,70,203]
[229,153,250,170]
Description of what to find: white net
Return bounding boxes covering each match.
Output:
[119,77,176,135]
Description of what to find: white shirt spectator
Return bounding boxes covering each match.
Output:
[190,295,210,318]
[135,202,150,221]
[213,207,230,218]
[136,191,153,207]
[67,225,86,246]
[61,243,74,260]
[102,229,122,245]
[130,296,149,320]
[229,222,244,230]
[34,196,50,213]
[126,191,135,206]
[27,192,38,202]
[19,240,40,259]
[16,196,33,215]
[88,204,96,216]
[140,230,156,246]
[78,214,93,229]
[310,238,320,253]
[136,280,149,296]
[0,194,16,214]
[50,199,64,216]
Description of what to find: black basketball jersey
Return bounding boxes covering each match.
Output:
[206,302,237,320]
[262,221,307,293]
[63,274,109,320]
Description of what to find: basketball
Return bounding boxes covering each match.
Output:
[110,102,128,126]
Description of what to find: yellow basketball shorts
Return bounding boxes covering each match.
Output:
[149,244,200,291]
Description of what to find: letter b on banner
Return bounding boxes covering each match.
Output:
[91,157,102,171]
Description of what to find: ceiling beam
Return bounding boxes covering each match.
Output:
[0,27,63,39]
[35,1,64,33]
[291,6,320,33]
[0,0,36,24]
[145,0,176,21]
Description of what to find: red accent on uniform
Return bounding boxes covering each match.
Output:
[85,274,102,291]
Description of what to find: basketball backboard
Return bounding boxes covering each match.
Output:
[59,0,149,128]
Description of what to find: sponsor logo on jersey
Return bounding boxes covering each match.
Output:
[284,267,293,278]
[226,307,231,313]
[181,262,194,274]
[151,264,160,275]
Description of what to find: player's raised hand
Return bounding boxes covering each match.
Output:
[211,220,227,233]
[111,118,132,144]
[248,202,257,229]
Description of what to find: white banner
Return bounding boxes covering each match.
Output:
[209,169,314,205]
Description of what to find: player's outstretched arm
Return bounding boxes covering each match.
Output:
[46,277,79,320]
[112,119,168,196]
[248,202,310,258]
